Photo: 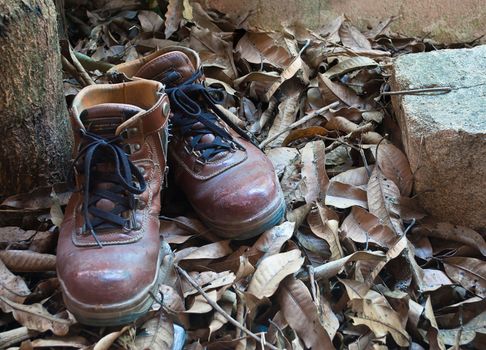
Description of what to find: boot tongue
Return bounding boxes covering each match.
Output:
[80,103,144,137]
[79,103,145,217]
[135,51,196,87]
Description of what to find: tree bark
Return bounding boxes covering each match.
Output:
[0,0,72,197]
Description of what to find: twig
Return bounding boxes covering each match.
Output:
[381,86,451,96]
[61,55,89,87]
[176,266,279,350]
[69,46,95,85]
[259,101,339,149]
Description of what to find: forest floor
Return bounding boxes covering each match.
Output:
[0,1,485,349]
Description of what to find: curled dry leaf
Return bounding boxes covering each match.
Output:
[0,258,31,303]
[318,74,371,110]
[208,290,236,336]
[421,296,446,350]
[134,310,174,350]
[277,276,335,350]
[339,19,372,50]
[174,240,232,262]
[0,250,56,272]
[300,250,385,281]
[265,92,300,147]
[443,257,486,297]
[325,181,368,209]
[185,289,217,314]
[249,221,295,259]
[439,310,486,346]
[375,143,413,196]
[247,249,304,299]
[415,221,486,257]
[323,56,378,79]
[421,269,453,292]
[341,206,398,248]
[367,166,404,235]
[301,141,329,204]
[93,325,132,350]
[282,126,328,146]
[307,203,343,260]
[0,296,73,336]
[182,271,236,297]
[164,0,183,38]
[341,279,410,347]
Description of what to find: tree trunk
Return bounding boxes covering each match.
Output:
[0,0,72,197]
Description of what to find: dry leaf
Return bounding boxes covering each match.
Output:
[443,257,486,297]
[307,203,343,260]
[185,290,217,314]
[439,310,486,346]
[422,296,446,350]
[341,279,410,346]
[266,92,300,147]
[0,250,56,272]
[375,143,413,196]
[0,258,30,303]
[278,276,335,349]
[301,141,329,204]
[175,241,232,262]
[138,10,164,33]
[93,325,132,350]
[30,336,89,348]
[282,126,328,146]
[323,56,377,79]
[339,19,372,50]
[164,0,183,38]
[182,271,235,297]
[249,221,295,259]
[0,296,73,336]
[341,206,398,249]
[325,181,368,209]
[247,249,304,299]
[134,310,174,350]
[367,166,404,235]
[208,290,235,336]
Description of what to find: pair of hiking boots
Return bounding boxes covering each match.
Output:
[56,46,285,326]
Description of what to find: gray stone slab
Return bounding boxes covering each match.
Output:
[391,45,486,231]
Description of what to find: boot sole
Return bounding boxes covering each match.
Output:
[194,191,286,240]
[60,242,173,327]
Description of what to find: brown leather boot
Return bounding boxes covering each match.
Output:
[109,47,285,239]
[57,80,171,326]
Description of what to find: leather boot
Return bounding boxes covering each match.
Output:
[57,80,171,326]
[109,47,285,239]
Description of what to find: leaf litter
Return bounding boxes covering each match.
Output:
[0,1,484,349]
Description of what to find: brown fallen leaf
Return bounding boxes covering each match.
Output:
[175,240,232,262]
[278,276,335,349]
[341,206,397,249]
[138,10,164,33]
[30,336,89,348]
[134,310,174,350]
[265,91,300,147]
[421,269,453,292]
[307,203,343,260]
[421,296,446,350]
[300,250,385,281]
[185,290,217,314]
[164,0,183,38]
[249,221,295,259]
[0,296,74,336]
[247,249,304,299]
[282,126,328,146]
[318,74,372,110]
[0,250,56,272]
[93,325,132,350]
[208,290,236,337]
[443,257,486,297]
[325,181,368,209]
[415,221,486,257]
[375,143,413,196]
[341,279,410,347]
[301,141,329,204]
[367,166,404,235]
[339,19,372,50]
[439,310,486,346]
[0,258,30,303]
[181,271,235,297]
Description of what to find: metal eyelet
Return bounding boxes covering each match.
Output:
[162,101,170,116]
[137,166,145,175]
[134,144,141,151]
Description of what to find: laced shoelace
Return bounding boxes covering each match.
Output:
[72,130,146,247]
[166,70,248,161]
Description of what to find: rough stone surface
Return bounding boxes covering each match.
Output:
[199,0,486,44]
[391,45,486,231]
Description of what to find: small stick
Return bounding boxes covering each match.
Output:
[259,101,339,149]
[381,86,451,96]
[61,55,88,86]
[69,46,95,85]
[176,266,279,350]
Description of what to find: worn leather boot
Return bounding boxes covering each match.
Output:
[57,80,171,326]
[109,47,285,239]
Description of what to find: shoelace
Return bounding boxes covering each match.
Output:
[166,70,247,160]
[72,130,146,247]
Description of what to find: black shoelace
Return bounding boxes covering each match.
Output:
[72,130,146,247]
[166,70,247,160]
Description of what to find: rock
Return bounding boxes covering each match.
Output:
[391,46,486,231]
[199,0,486,44]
